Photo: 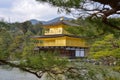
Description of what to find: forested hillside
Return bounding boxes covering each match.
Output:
[0,17,120,80]
[0,21,42,60]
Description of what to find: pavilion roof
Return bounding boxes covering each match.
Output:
[43,20,79,27]
[32,34,86,39]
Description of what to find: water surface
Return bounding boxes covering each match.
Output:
[0,66,40,80]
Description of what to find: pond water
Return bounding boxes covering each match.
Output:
[1,65,120,80]
[0,66,40,80]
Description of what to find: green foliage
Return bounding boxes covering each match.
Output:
[37,0,82,8]
[63,62,120,80]
[66,18,120,39]
[0,21,10,30]
[108,18,120,27]
[22,38,35,58]
[0,30,12,59]
[8,36,24,60]
[113,66,120,73]
[0,21,42,60]
[17,21,32,34]
[21,52,68,70]
[29,23,43,35]
[90,34,120,65]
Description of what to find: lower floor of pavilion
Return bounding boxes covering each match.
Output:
[34,46,89,59]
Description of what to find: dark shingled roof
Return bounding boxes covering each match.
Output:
[32,34,86,39]
[43,20,80,27]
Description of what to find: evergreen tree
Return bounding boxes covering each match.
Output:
[36,0,120,30]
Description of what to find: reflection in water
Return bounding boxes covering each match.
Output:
[0,66,40,80]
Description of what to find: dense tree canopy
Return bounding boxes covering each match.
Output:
[90,34,120,64]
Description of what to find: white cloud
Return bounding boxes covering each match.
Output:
[0,0,73,22]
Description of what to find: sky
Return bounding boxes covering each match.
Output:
[0,0,73,22]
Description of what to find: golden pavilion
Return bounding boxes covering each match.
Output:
[33,17,88,58]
